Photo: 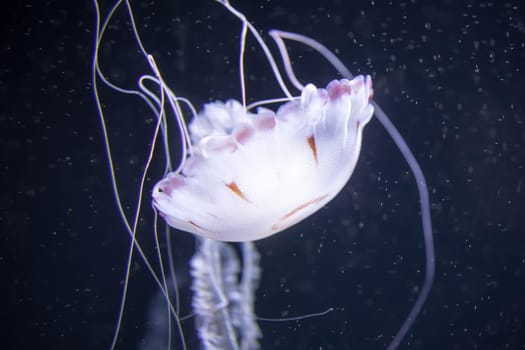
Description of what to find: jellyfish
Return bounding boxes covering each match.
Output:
[92,1,435,349]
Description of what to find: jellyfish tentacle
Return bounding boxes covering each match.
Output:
[92,1,189,349]
[216,0,294,100]
[268,29,435,350]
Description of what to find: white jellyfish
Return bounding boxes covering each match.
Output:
[92,1,434,350]
[152,75,374,242]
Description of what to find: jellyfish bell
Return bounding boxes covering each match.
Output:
[152,76,374,242]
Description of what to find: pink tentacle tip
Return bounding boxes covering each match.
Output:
[234,125,255,144]
[254,113,276,131]
[327,80,353,101]
[156,175,185,196]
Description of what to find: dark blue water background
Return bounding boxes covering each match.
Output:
[2,0,524,349]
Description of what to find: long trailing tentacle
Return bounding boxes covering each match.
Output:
[92,1,190,349]
[269,29,435,350]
